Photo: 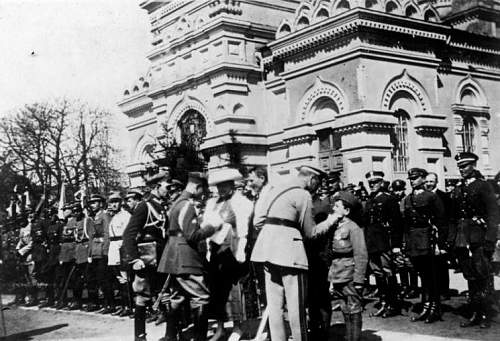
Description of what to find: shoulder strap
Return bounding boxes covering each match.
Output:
[265,186,301,216]
[144,202,164,227]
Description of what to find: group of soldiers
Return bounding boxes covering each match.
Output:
[1,150,500,341]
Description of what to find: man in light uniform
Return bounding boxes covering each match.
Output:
[107,192,132,316]
[251,165,332,341]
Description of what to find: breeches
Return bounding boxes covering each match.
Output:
[171,274,210,310]
[368,251,394,278]
[87,257,113,304]
[331,281,363,314]
[264,263,308,341]
[456,246,492,306]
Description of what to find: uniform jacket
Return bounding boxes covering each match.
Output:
[88,210,111,259]
[450,177,500,246]
[74,217,89,264]
[363,191,403,253]
[59,217,76,263]
[122,195,166,264]
[402,189,445,257]
[157,191,216,275]
[250,179,318,270]
[44,220,62,268]
[328,217,368,284]
[31,219,49,263]
[108,209,131,266]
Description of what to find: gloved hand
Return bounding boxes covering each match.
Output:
[87,257,93,264]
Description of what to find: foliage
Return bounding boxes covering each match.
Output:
[0,98,122,207]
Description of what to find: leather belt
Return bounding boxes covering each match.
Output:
[76,238,89,244]
[265,217,300,230]
[331,251,354,259]
[110,236,122,242]
[168,231,183,237]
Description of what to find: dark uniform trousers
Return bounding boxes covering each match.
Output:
[87,256,113,306]
[55,260,75,303]
[450,178,500,319]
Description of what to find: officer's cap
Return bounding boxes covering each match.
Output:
[391,179,406,191]
[126,189,143,200]
[88,194,105,203]
[407,168,428,179]
[299,165,327,178]
[327,171,341,183]
[167,179,184,191]
[455,152,478,167]
[365,171,385,182]
[335,191,361,208]
[208,168,243,186]
[107,192,122,202]
[145,170,171,186]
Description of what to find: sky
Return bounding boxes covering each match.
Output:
[0,0,152,156]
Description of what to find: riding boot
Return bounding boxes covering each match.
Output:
[351,312,362,341]
[134,305,147,340]
[424,302,441,324]
[163,311,178,341]
[343,313,352,341]
[371,300,387,317]
[411,302,430,322]
[192,305,209,341]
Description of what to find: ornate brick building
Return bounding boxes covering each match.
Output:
[119,0,500,187]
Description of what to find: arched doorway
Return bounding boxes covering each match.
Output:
[177,109,207,171]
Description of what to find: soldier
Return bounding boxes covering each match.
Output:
[251,165,333,341]
[107,192,132,317]
[55,203,76,309]
[126,189,143,213]
[425,172,452,300]
[38,208,63,308]
[204,168,253,341]
[63,203,88,311]
[326,191,368,341]
[122,171,169,341]
[31,210,50,306]
[86,194,113,313]
[157,172,220,341]
[306,169,333,340]
[450,152,500,328]
[402,168,445,324]
[15,211,38,306]
[363,171,403,318]
[390,179,419,299]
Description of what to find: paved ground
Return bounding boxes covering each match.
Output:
[0,272,499,341]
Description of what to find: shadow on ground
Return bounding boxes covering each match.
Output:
[0,324,68,341]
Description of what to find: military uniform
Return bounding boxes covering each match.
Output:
[122,192,166,341]
[251,172,325,341]
[15,219,37,305]
[158,189,216,341]
[450,152,500,328]
[70,214,89,310]
[328,191,368,341]
[363,171,403,317]
[39,217,63,307]
[87,207,112,311]
[402,168,445,323]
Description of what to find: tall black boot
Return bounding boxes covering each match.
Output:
[161,311,178,341]
[192,305,208,341]
[424,302,441,324]
[343,313,352,341]
[135,305,147,341]
[411,302,430,322]
[351,313,362,341]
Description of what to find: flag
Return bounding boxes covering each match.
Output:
[58,181,66,219]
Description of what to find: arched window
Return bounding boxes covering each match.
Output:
[424,10,438,22]
[178,110,207,151]
[336,0,351,14]
[391,109,410,172]
[316,8,329,20]
[461,116,476,153]
[311,96,339,123]
[365,0,378,9]
[405,5,418,18]
[386,1,398,13]
[296,16,310,30]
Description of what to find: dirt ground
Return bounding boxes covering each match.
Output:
[1,272,499,341]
